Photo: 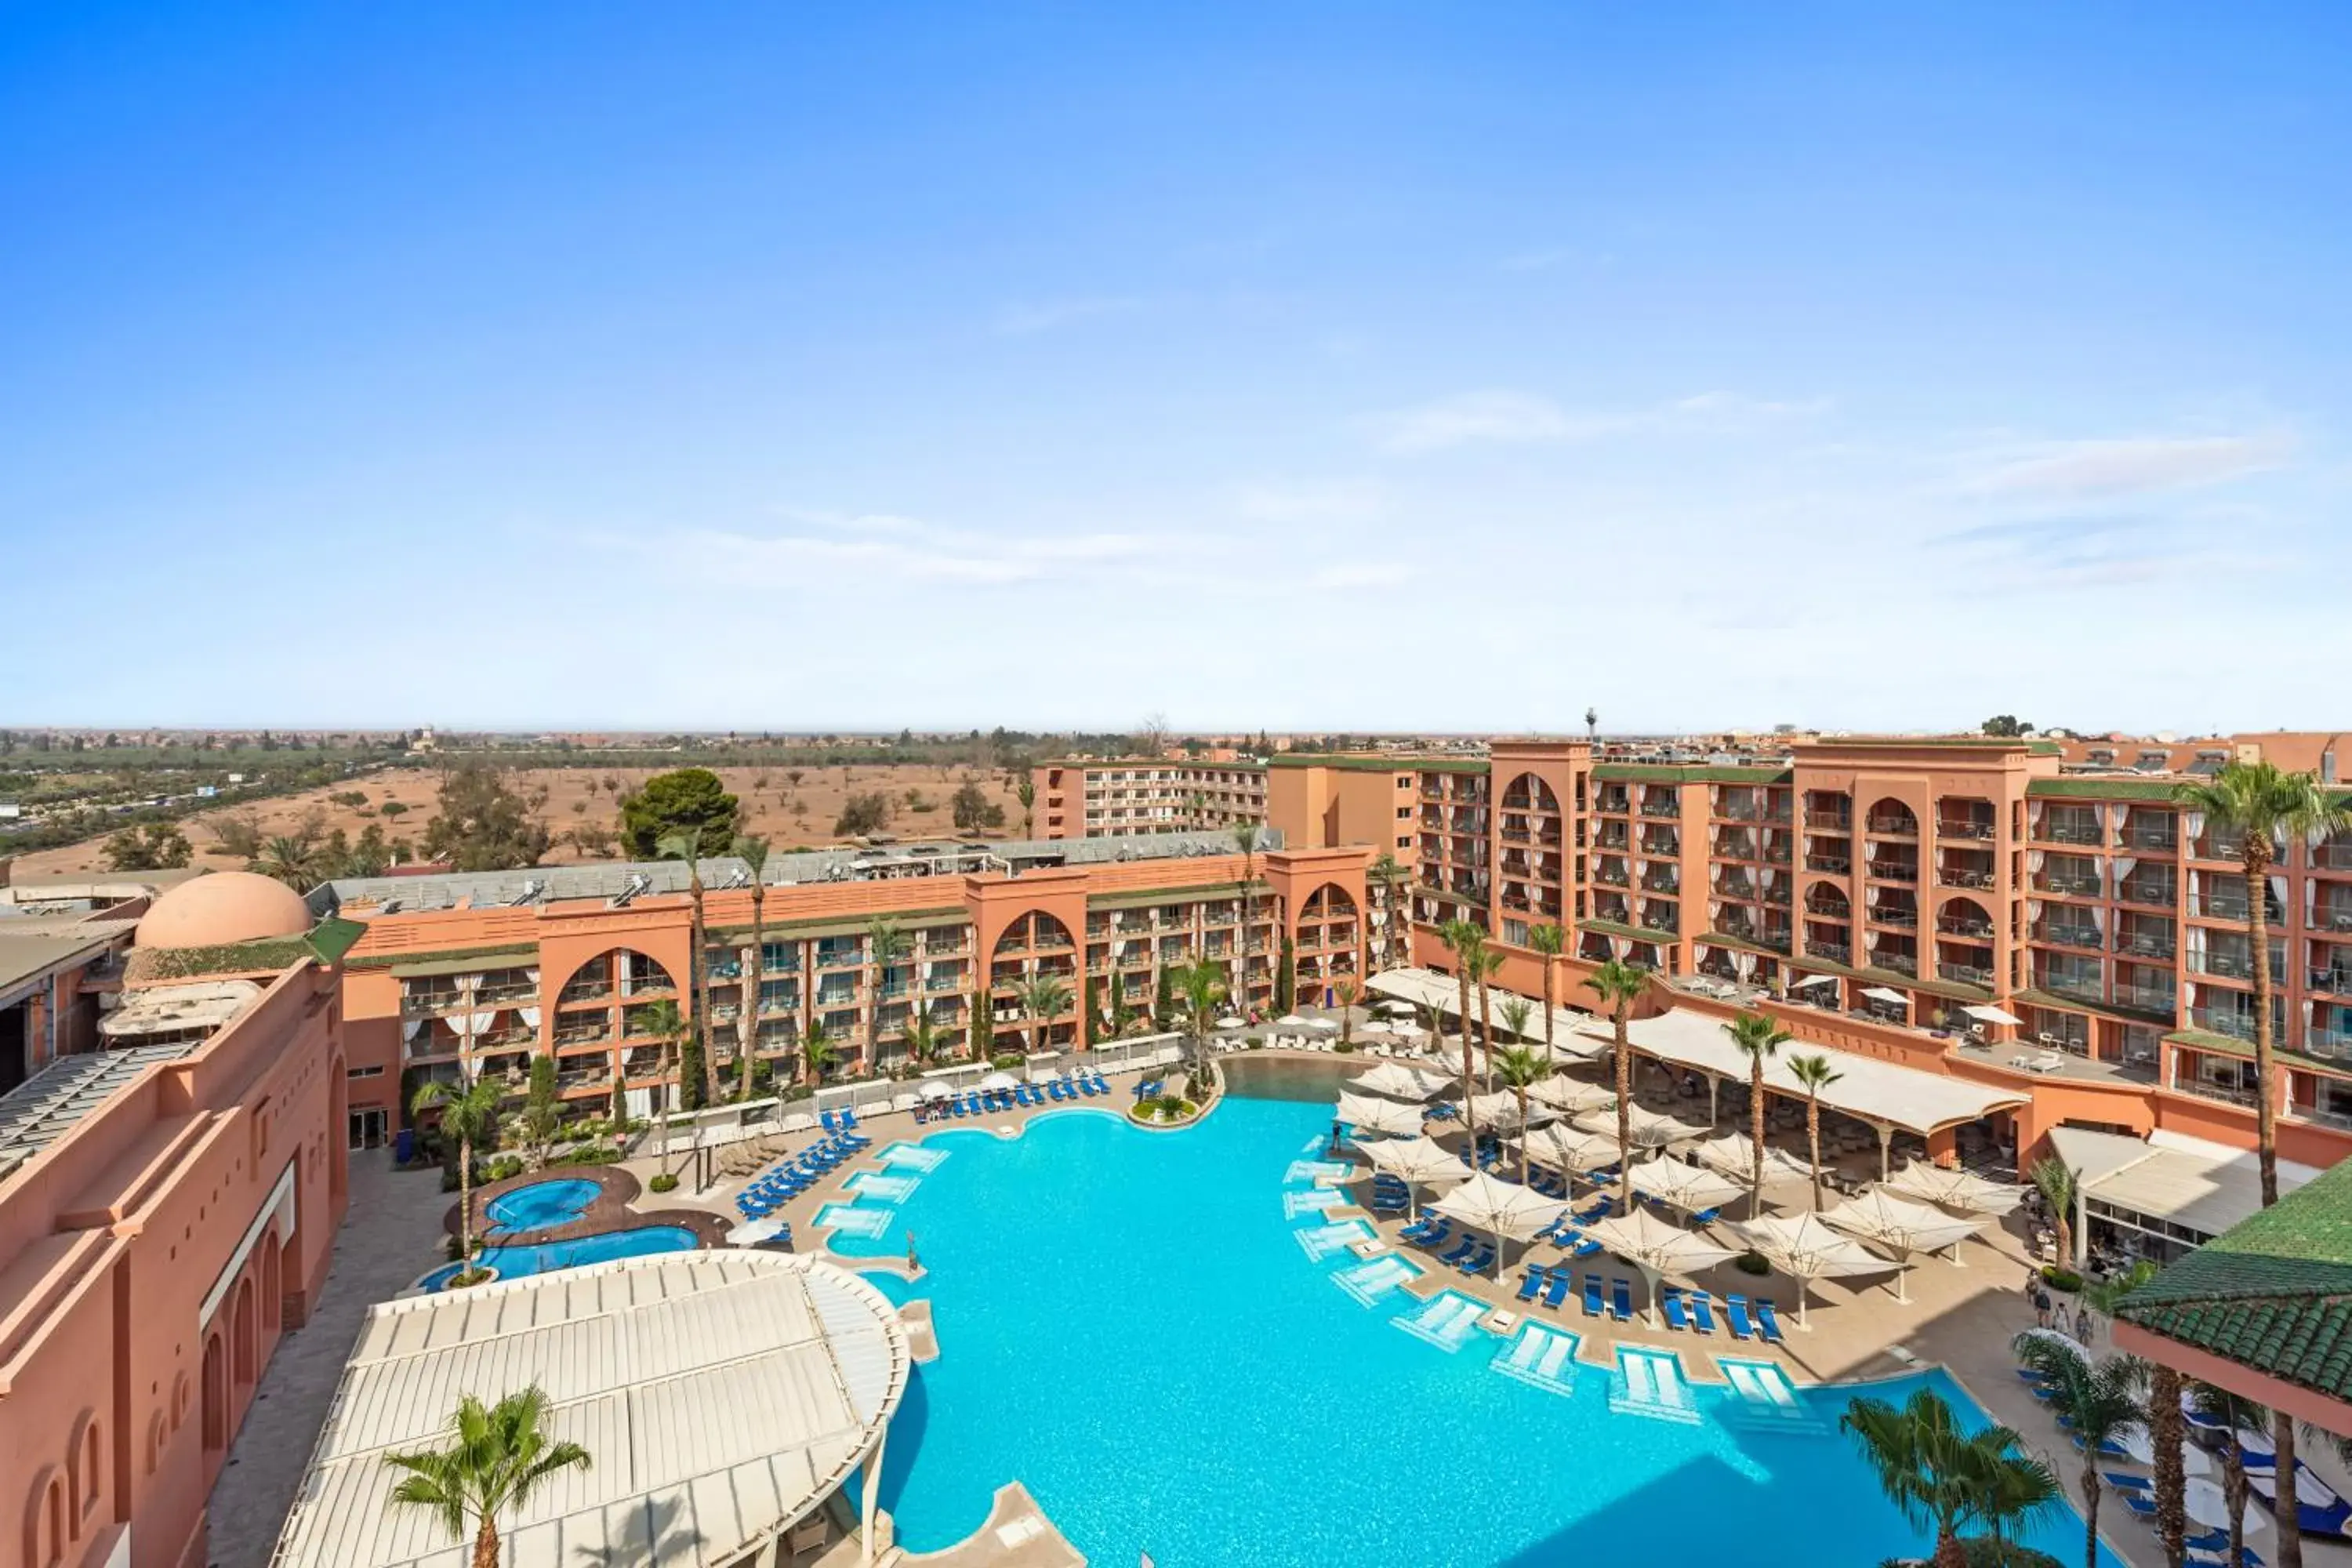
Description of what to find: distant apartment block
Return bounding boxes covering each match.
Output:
[1033,759,1268,839]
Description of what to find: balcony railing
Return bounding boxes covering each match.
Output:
[2312,969,2352,996]
[2038,973,2106,1005]
[2126,826,2180,852]
[1806,855,1852,874]
[2117,877,2177,908]
[1938,962,1994,986]
[1938,866,1995,890]
[1866,861,1919,884]
[1866,815,1919,837]
[1805,939,1851,964]
[2037,925,2105,953]
[2039,822,2105,847]
[1937,819,1996,840]
[2174,1076,2259,1109]
[2114,983,2179,1014]
[2038,876,2104,898]
[1807,808,1853,829]
[1936,916,1994,938]
[1871,906,1918,928]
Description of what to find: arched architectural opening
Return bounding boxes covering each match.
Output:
[28,1470,66,1568]
[989,912,1079,1052]
[1499,772,1561,814]
[553,949,681,1114]
[75,1416,100,1525]
[200,1337,227,1453]
[1804,883,1851,919]
[231,1278,257,1388]
[146,1414,165,1477]
[328,1051,350,1208]
[1864,797,1919,835]
[261,1232,284,1333]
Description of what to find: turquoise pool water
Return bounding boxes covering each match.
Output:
[483,1177,598,1233]
[835,1096,2125,1568]
[421,1223,698,1291]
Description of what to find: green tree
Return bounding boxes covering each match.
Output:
[866,917,911,1073]
[1015,779,1036,838]
[1840,1388,2031,1568]
[1369,851,1410,969]
[655,829,713,1108]
[2030,1156,2079,1270]
[1526,923,1566,1062]
[633,999,689,1172]
[800,1020,837,1087]
[383,1385,591,1568]
[619,767,740,859]
[1981,716,2035,737]
[1275,935,1296,1014]
[1584,958,1649,1216]
[1491,1044,1548,1182]
[1017,974,1072,1059]
[421,766,553,871]
[1173,958,1229,1074]
[1439,920,1487,1142]
[102,822,193,871]
[1472,945,1504,1088]
[1786,1052,1844,1211]
[1152,964,1175,1033]
[1724,1011,1794,1218]
[519,1056,561,1170]
[1334,977,1362,1048]
[254,832,325,888]
[734,835,771,1102]
[1497,994,1535,1048]
[2011,1336,2145,1568]
[902,1011,945,1069]
[951,781,1004,832]
[413,1074,503,1279]
[2084,1262,2186,1568]
[2172,761,2352,1207]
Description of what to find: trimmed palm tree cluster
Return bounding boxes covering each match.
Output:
[413,1073,504,1283]
[383,1385,590,1568]
[2012,1335,2143,1568]
[1174,957,1229,1076]
[1722,1010,1792,1219]
[1840,1388,2058,1568]
[1017,974,1073,1058]
[2031,1156,2079,1271]
[632,998,688,1175]
[1582,958,1647,1217]
[2085,1262,2187,1567]
[1491,1044,1547,1181]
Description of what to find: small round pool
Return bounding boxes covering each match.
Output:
[420,1225,699,1292]
[484,1177,599,1233]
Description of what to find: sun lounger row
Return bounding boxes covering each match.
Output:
[2115,1479,2270,1565]
[735,1131,867,1217]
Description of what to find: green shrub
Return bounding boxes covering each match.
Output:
[1962,1539,2063,1568]
[485,1155,525,1182]
[550,1143,622,1167]
[648,1173,679,1193]
[2041,1265,2085,1294]
[990,1052,1026,1069]
[1733,1250,1772,1276]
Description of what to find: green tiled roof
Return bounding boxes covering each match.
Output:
[1268,753,1487,775]
[1697,931,1794,959]
[2161,1027,2352,1080]
[2030,777,2190,801]
[2115,1156,2352,1403]
[1590,763,1793,784]
[1578,917,1679,944]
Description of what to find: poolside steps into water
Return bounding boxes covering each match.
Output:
[1609,1345,1700,1424]
[1715,1358,1826,1432]
[1293,1218,1374,1261]
[1333,1253,1423,1305]
[1284,1188,1344,1218]
[877,1142,949,1172]
[1490,1323,1580,1397]
[1392,1290,1488,1352]
[1285,1159,1354,1185]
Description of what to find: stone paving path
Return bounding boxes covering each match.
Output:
[203,1150,451,1568]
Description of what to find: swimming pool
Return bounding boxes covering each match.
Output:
[419,1223,698,1291]
[837,1096,2123,1567]
[482,1177,598,1233]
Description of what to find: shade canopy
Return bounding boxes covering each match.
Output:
[1690,1130,1817,1189]
[1334,1091,1429,1139]
[1426,1171,1570,1245]
[1574,1102,1708,1151]
[1572,1007,2026,1138]
[1861,985,1910,1006]
[1366,967,1608,1060]
[1508,1123,1628,1174]
[1306,1017,1341,1033]
[1790,973,1840,991]
[1217,1014,1247,1029]
[1964,1004,2024,1025]
[978,1070,1019,1091]
[1346,1062,1457,1101]
[1581,1208,1740,1325]
[917,1080,955,1101]
[1276,1014,1308,1026]
[1457,1088,1558,1133]
[1360,1134,1476,1188]
[1729,1211,1902,1326]
[1883,1159,2028,1216]
[1629,1158,1746,1215]
[1820,1189,1987,1257]
[2184,1477,2268,1536]
[1527,1076,1617,1116]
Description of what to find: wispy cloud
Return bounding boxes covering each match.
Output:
[1234,479,1384,523]
[1374,388,1825,452]
[991,296,1146,336]
[1958,434,2292,499]
[622,511,1167,586]
[1929,512,2226,589]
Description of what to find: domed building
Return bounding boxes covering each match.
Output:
[135,871,314,950]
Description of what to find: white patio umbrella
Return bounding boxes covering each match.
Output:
[917,1080,955,1102]
[1306,1016,1341,1033]
[1335,1091,1428,1139]
[2184,1476,2267,1536]
[1729,1212,1901,1329]
[1456,1088,1558,1133]
[1883,1159,2027,1216]
[1629,1158,1745,1218]
[1508,1123,1628,1175]
[978,1070,1019,1093]
[1576,1102,1708,1152]
[1581,1208,1740,1327]
[1692,1130,1817,1189]
[1528,1076,1617,1116]
[1348,1062,1456,1101]
[1027,1067,1065,1085]
[1820,1190,1987,1303]
[2121,1425,2215,1478]
[1361,1133,1473,1217]
[727,1214,791,1247]
[1426,1170,1570,1279]
[1217,1015,1247,1030]
[1276,1013,1308,1027]
[1378,1000,1418,1018]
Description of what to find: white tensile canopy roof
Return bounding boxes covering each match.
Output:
[978,1070,1019,1091]
[1346,1062,1457,1101]
[270,1253,910,1568]
[1456,1088,1559,1132]
[1573,1102,1709,1151]
[2046,1125,2320,1248]
[1690,1130,1817,1189]
[1730,1212,1901,1327]
[1965,1004,2024,1026]
[1884,1159,2028,1215]
[1820,1189,1987,1301]
[1581,1208,1740,1325]
[1427,1171,1570,1276]
[1509,1123,1627,1174]
[1360,1134,1475,1188]
[1628,1158,1746,1215]
[1334,1091,1429,1139]
[1861,985,1911,1006]
[1527,1076,1617,1116]
[1367,968,1608,1060]
[1570,1007,2026,1138]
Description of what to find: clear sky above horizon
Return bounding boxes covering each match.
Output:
[5,4,2347,735]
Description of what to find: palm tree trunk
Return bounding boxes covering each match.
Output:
[2247,845,2280,1206]
[1932,1524,1967,1568]
[689,885,714,1105]
[457,1133,476,1267]
[473,1515,501,1568]
[1614,1014,1633,1217]
[1541,964,1556,1066]
[1750,1059,1767,1219]
[2152,1365,2187,1568]
[1457,968,1477,1145]
[2082,1466,2103,1568]
[1516,1086,1530,1182]
[2223,1454,2248,1568]
[1807,1093,1823,1211]
[1477,977,1494,1094]
[2274,1412,2303,1568]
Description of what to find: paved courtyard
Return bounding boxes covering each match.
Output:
[204,1149,450,1568]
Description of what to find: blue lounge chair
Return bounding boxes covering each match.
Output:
[1568,1237,1603,1258]
[841,1109,859,1130]
[1518,1268,1546,1303]
[1689,1207,1722,1227]
[1755,1299,1786,1344]
[819,1109,838,1132]
[2104,1472,2152,1494]
[1610,1279,1634,1322]
[1543,1270,1573,1309]
[1582,1275,1605,1316]
[1438,1237,1479,1268]
[2124,1493,2159,1519]
[2189,1552,2263,1568]
[1457,1244,1494,1276]
[1688,1292,1718,1334]
[1662,1288,1690,1332]
[1400,1215,1445,1243]
[1724,1294,1756,1340]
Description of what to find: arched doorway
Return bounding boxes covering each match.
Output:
[989,913,1078,1055]
[200,1336,227,1452]
[231,1278,256,1388]
[260,1232,283,1333]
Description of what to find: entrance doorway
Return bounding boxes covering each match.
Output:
[347,1109,387,1149]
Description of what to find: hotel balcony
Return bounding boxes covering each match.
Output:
[1595,826,1630,852]
[2115,916,2176,961]
[2034,860,2104,899]
[1712,789,1762,822]
[2313,838,2352,873]
[1805,793,1853,830]
[1865,808,1919,838]
[1938,959,1995,988]
[2033,919,2106,953]
[1595,894,1632,925]
[1804,936,1852,965]
[1639,866,1681,895]
[1805,851,1852,875]
[1868,891,1919,928]
[1595,858,1631,887]
[2117,870,2179,909]
[1639,788,1682,818]
[1639,828,1681,857]
[1639,899,1680,934]
[1713,830,1759,861]
[2036,809,2106,848]
[1716,872,1759,902]
[1865,853,1919,884]
[2314,895,2352,934]
[2122,810,2180,853]
[1762,833,1794,865]
[1869,942,1919,977]
[557,977,615,1006]
[1936,800,1997,840]
[1595,788,1632,815]
[2190,880,2284,924]
[1936,911,1995,938]
[2035,962,2107,1007]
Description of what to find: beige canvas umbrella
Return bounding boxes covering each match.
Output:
[1454,1088,1557,1134]
[1426,1170,1570,1280]
[1883,1159,2028,1216]
[1508,1123,1627,1175]
[1629,1158,1745,1218]
[1581,1208,1740,1327]
[1819,1189,1986,1303]
[1690,1130,1816,1189]
[1359,1133,1472,1218]
[1729,1212,1900,1328]
[1574,1102,1708,1152]
[1347,1062,1457,1101]
[1527,1076,1617,1116]
[1335,1091,1429,1139]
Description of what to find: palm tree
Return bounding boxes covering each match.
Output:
[2187,1381,2267,1568]
[1232,823,1265,1003]
[1439,920,1487,1142]
[413,1074,504,1281]
[632,998,688,1174]
[1583,958,1649,1217]
[1015,778,1036,839]
[902,1011,944,1071]
[254,833,322,889]
[1473,946,1506,1091]
[1527,923,1566,1062]
[2084,1261,2187,1568]
[655,828,713,1105]
[1334,977,1362,1049]
[1017,975,1073,1059]
[2031,1155,2080,1271]
[1724,1011,1794,1218]
[1174,958,1229,1074]
[1368,851,1410,970]
[1497,995,1536,1048]
[864,917,911,1076]
[383,1385,591,1568]
[1840,1388,2015,1568]
[2013,1335,2145,1568]
[732,834,771,1101]
[1977,1442,2064,1562]
[2173,762,2352,1206]
[800,1019,836,1088]
[1491,1044,1548,1181]
[1785,1051,1843,1211]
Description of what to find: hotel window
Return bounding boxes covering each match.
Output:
[346,1065,384,1080]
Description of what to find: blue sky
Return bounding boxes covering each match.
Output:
[4,3,2346,735]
